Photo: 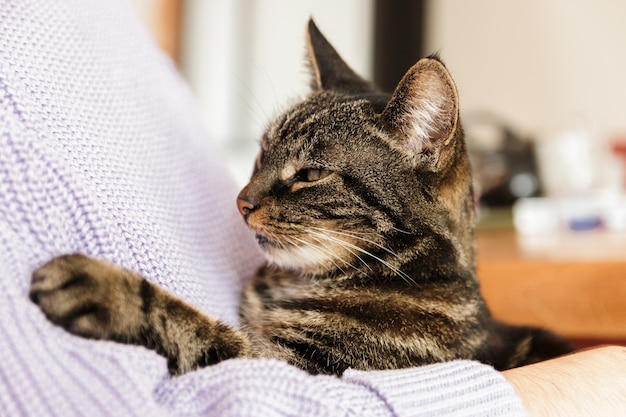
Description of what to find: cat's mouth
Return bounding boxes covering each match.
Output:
[255,233,279,248]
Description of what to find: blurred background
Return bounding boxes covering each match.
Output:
[130,0,625,348]
[130,0,626,237]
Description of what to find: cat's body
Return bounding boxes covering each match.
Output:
[30,20,573,376]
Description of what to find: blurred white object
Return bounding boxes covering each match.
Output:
[602,193,626,231]
[536,127,624,197]
[513,190,626,236]
[525,126,626,236]
[536,128,595,197]
[512,197,560,236]
[513,193,626,260]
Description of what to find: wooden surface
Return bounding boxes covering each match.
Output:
[477,229,626,342]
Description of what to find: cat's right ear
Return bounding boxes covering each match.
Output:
[379,56,460,168]
[306,19,376,94]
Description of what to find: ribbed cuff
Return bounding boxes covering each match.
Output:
[342,360,529,417]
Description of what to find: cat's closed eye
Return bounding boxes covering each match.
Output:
[298,168,332,182]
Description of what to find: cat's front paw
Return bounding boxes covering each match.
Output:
[30,254,144,340]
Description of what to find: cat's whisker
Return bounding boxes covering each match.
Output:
[314,228,378,236]
[308,230,416,285]
[310,238,363,274]
[323,235,414,284]
[310,226,398,257]
[307,230,375,275]
[290,235,351,274]
[391,226,413,235]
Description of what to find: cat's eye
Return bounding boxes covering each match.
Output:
[302,168,332,182]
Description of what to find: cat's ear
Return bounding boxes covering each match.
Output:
[306,19,377,94]
[379,56,459,164]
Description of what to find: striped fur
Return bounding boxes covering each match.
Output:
[30,20,573,376]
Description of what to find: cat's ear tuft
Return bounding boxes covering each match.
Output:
[306,19,377,94]
[379,57,459,161]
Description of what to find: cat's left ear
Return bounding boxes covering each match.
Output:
[379,56,460,166]
[306,19,377,94]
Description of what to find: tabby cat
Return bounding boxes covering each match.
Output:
[30,20,573,376]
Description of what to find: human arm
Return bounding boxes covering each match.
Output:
[503,345,626,417]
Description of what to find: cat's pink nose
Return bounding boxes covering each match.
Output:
[237,197,256,217]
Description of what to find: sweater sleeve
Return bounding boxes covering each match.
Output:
[0,1,528,416]
[152,359,527,417]
[343,361,528,417]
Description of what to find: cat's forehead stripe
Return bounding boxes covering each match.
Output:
[274,105,314,141]
[268,107,319,158]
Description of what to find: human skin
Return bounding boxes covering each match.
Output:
[503,345,626,416]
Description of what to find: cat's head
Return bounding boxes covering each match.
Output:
[237,20,475,277]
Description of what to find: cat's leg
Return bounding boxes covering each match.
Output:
[480,319,574,370]
[29,254,251,375]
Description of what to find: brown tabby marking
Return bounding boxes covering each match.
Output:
[31,254,250,374]
[30,20,573,376]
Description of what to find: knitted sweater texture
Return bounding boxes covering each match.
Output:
[0,0,527,415]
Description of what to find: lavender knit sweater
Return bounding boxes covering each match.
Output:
[0,0,528,416]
